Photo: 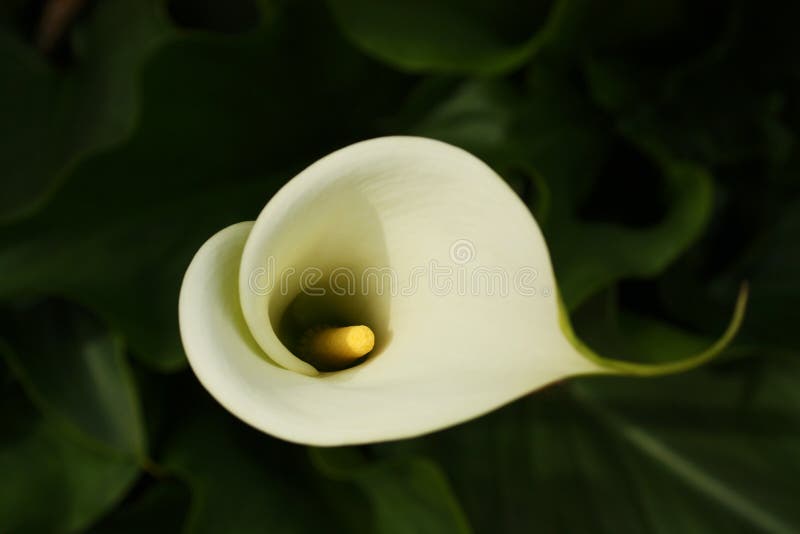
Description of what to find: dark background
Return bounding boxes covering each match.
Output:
[1,0,799,532]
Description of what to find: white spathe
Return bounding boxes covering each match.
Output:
[178,136,740,446]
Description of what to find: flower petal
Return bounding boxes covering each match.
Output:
[182,138,599,445]
[181,137,744,445]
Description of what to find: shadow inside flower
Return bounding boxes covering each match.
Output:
[264,187,392,372]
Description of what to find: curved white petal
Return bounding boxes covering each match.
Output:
[180,137,604,446]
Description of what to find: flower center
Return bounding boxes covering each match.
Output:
[255,187,391,374]
[299,325,375,370]
[269,272,389,372]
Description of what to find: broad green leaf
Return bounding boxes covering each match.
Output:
[569,360,800,534]
[544,0,730,64]
[583,56,794,170]
[738,200,800,351]
[0,177,272,371]
[0,354,8,387]
[0,300,146,460]
[327,0,565,74]
[167,0,263,33]
[406,353,800,533]
[405,79,520,161]
[0,0,28,29]
[162,394,339,533]
[548,152,714,309]
[0,0,172,223]
[87,479,191,534]
[660,198,800,354]
[311,447,472,534]
[580,2,800,170]
[0,387,138,533]
[0,4,406,371]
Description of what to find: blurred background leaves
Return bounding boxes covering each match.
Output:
[0,0,798,532]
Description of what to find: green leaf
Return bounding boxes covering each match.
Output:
[327,0,565,74]
[549,152,714,309]
[738,200,800,351]
[655,195,800,356]
[580,2,800,170]
[311,447,472,534]
[414,353,800,533]
[167,0,263,34]
[87,479,191,534]
[543,0,731,64]
[569,360,800,533]
[0,0,172,223]
[405,79,520,160]
[162,395,339,533]
[0,387,138,533]
[0,300,146,460]
[0,176,273,371]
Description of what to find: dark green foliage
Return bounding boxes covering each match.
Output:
[1,0,797,532]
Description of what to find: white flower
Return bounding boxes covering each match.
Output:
[179,137,746,446]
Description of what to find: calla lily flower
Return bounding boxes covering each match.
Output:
[179,136,746,446]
